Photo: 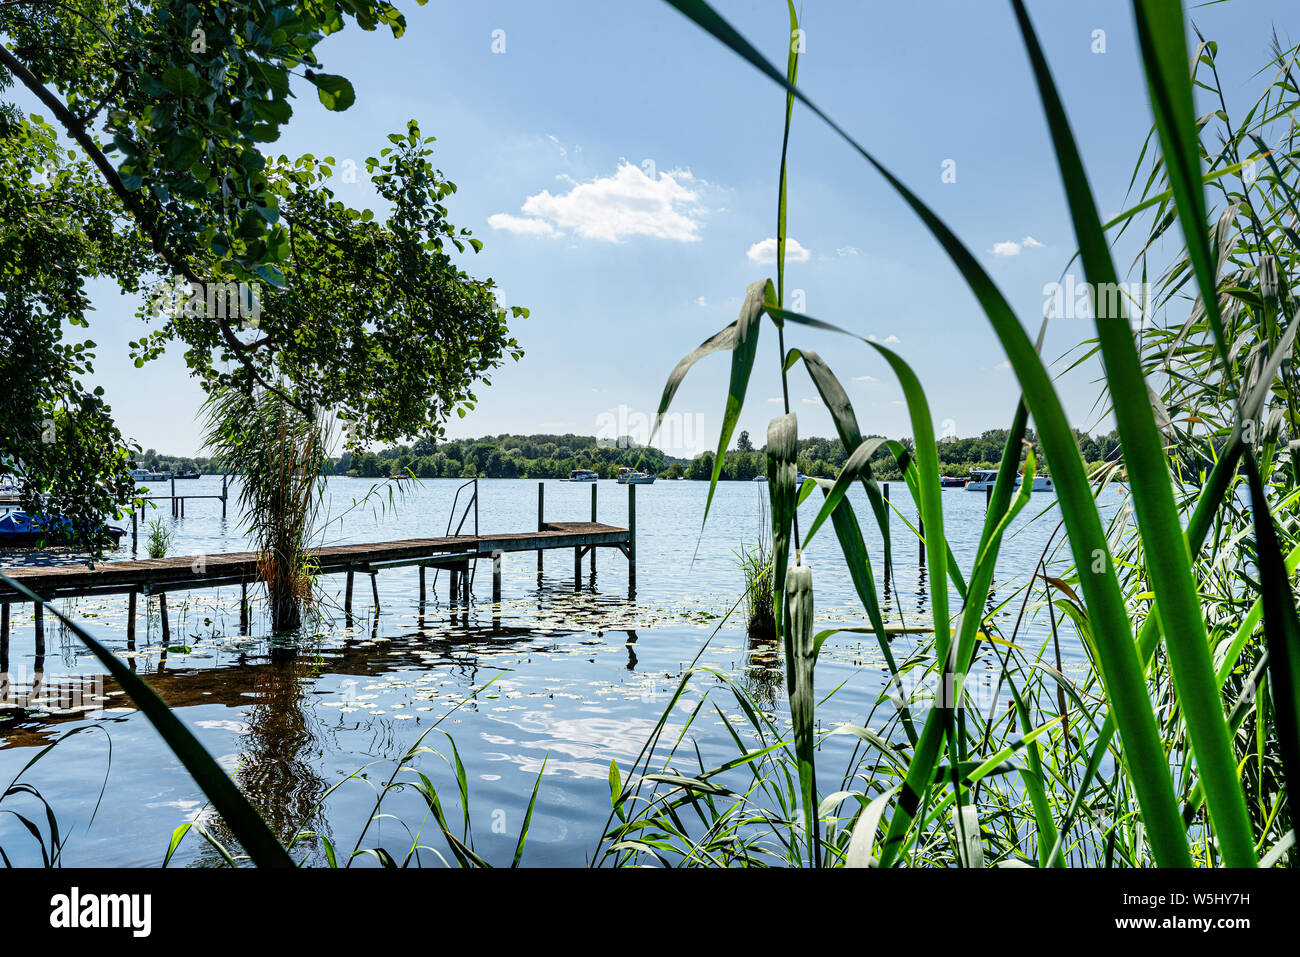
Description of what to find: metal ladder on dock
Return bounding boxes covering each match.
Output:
[430,478,478,595]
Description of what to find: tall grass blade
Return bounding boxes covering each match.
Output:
[1242,454,1300,821]
[656,0,1191,866]
[1132,0,1232,373]
[1011,0,1256,866]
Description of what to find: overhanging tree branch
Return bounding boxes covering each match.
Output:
[0,41,298,408]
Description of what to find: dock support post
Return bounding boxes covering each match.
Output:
[222,473,228,519]
[344,571,354,617]
[370,572,380,613]
[462,562,470,606]
[159,594,170,643]
[449,566,459,606]
[986,484,992,512]
[127,590,137,647]
[537,482,545,575]
[1,603,8,672]
[419,565,426,605]
[590,484,598,578]
[180,496,185,518]
[171,477,176,517]
[919,514,925,565]
[131,509,138,553]
[628,483,637,598]
[240,581,248,634]
[33,601,44,657]
[574,546,582,590]
[492,551,502,603]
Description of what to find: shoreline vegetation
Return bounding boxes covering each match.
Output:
[133,427,1128,482]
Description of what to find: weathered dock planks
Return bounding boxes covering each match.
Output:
[0,522,631,601]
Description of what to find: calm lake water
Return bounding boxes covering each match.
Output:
[0,475,1122,866]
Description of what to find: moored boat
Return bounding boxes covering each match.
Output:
[615,467,656,485]
[0,510,127,548]
[940,476,967,488]
[564,469,599,482]
[965,468,1054,491]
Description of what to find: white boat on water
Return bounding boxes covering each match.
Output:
[615,467,656,485]
[564,469,599,482]
[965,468,1053,492]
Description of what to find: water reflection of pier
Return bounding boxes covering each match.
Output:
[0,609,638,752]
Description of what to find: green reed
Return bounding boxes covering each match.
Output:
[598,0,1298,868]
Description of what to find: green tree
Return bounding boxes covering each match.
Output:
[0,1,523,551]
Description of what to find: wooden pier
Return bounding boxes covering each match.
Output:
[0,482,638,652]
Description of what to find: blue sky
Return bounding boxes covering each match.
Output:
[62,0,1297,457]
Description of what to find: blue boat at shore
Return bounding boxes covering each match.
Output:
[0,510,127,548]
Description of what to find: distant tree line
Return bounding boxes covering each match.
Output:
[333,433,682,479]
[675,428,1122,481]
[142,428,1123,481]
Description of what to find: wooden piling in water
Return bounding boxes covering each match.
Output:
[919,514,925,564]
[221,473,228,519]
[537,482,545,575]
[344,571,354,616]
[419,565,426,605]
[171,477,176,517]
[883,483,891,577]
[127,590,137,646]
[590,484,598,578]
[33,601,44,656]
[159,593,170,643]
[492,551,502,603]
[240,581,248,634]
[986,484,992,511]
[574,546,582,590]
[628,483,637,597]
[131,510,138,553]
[370,572,380,612]
[1,602,9,671]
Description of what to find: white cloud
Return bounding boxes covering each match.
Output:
[801,396,823,405]
[992,235,1044,257]
[837,245,861,257]
[867,334,901,345]
[854,375,878,383]
[490,162,704,243]
[747,237,812,264]
[488,213,557,237]
[696,296,708,307]
[995,360,1012,370]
